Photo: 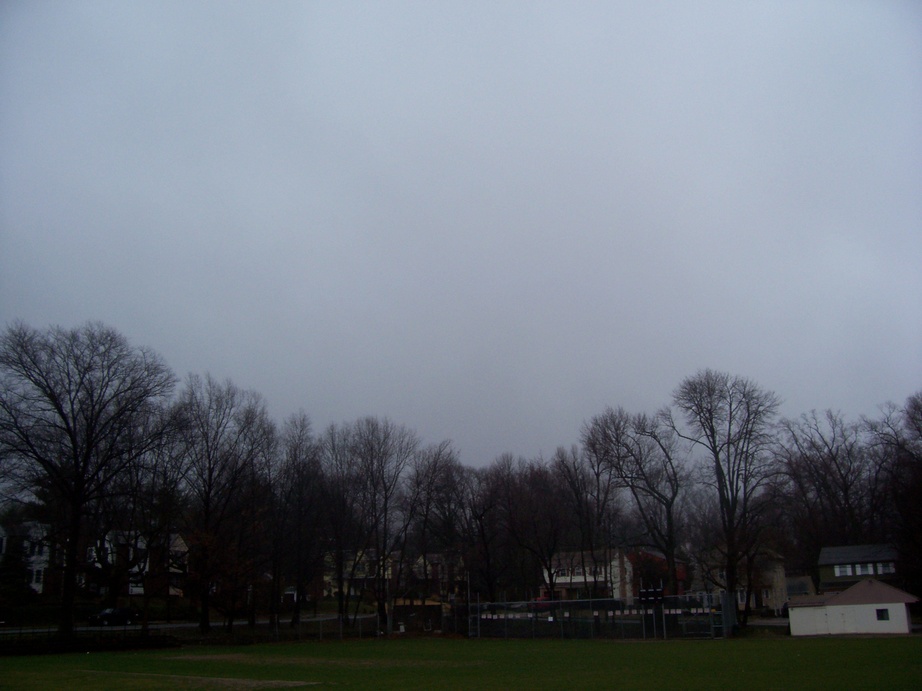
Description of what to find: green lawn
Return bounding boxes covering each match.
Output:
[2,636,921,690]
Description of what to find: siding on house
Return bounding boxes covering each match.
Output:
[817,544,898,592]
[543,550,634,601]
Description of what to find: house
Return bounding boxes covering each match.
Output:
[85,531,188,598]
[751,554,788,615]
[0,522,51,595]
[818,544,898,592]
[627,549,688,597]
[788,579,917,636]
[542,550,633,601]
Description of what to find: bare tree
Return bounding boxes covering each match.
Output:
[582,407,688,595]
[277,412,324,627]
[318,421,368,627]
[403,440,462,603]
[552,444,621,597]
[351,417,418,632]
[777,410,887,575]
[500,457,574,600]
[84,404,185,625]
[176,373,275,633]
[866,392,922,594]
[462,463,510,603]
[0,322,175,635]
[667,370,779,629]
[130,405,187,629]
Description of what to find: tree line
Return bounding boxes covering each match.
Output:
[1,321,919,636]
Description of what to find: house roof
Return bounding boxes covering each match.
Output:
[817,544,897,566]
[789,579,918,609]
[788,593,833,608]
[828,579,917,606]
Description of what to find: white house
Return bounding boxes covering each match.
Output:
[85,531,188,597]
[788,579,917,636]
[0,522,51,595]
[542,550,634,602]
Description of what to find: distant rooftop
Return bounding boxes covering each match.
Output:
[818,544,896,566]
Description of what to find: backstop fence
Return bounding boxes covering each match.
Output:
[458,594,727,640]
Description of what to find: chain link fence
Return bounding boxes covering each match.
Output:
[459,595,726,640]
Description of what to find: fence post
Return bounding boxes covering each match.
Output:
[477,594,481,639]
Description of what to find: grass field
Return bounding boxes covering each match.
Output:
[2,635,921,690]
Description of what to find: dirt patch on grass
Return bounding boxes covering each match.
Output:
[170,653,483,668]
[83,670,319,687]
[171,653,255,663]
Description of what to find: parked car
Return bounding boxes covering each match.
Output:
[88,607,139,626]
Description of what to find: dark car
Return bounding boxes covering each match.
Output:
[88,607,139,626]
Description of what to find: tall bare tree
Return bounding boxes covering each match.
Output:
[552,444,622,597]
[777,410,887,574]
[403,440,462,603]
[352,417,418,632]
[318,421,368,626]
[667,370,779,628]
[0,322,175,635]
[274,412,324,627]
[176,373,275,633]
[130,404,187,629]
[462,463,511,602]
[583,407,688,595]
[500,457,574,600]
[866,392,922,594]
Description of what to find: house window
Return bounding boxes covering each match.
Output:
[876,608,889,621]
[834,564,853,577]
[877,562,895,575]
[855,563,873,576]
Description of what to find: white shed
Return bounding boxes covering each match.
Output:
[788,579,917,636]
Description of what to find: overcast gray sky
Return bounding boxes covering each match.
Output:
[2,1,920,465]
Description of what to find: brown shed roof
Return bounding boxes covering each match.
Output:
[827,579,917,606]
[789,579,918,609]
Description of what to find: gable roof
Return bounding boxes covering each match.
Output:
[818,544,897,566]
[828,579,917,606]
[789,579,918,609]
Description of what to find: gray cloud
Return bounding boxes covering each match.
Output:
[2,1,920,464]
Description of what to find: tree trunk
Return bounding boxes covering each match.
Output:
[58,514,81,637]
[198,579,211,633]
